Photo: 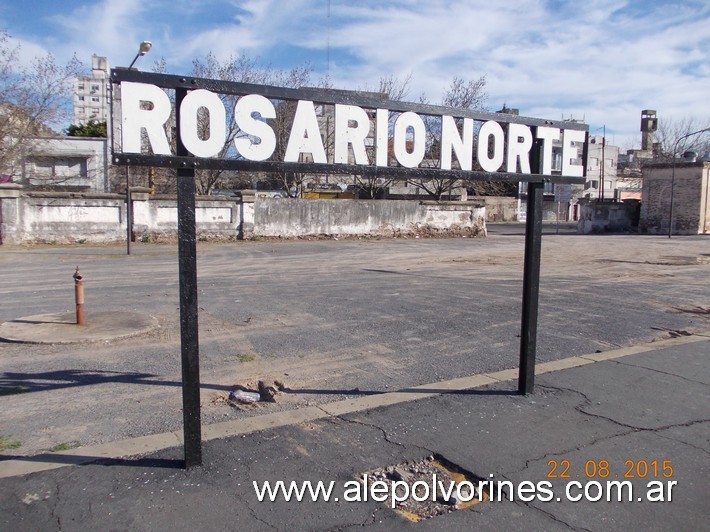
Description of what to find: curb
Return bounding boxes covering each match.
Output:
[1,331,708,478]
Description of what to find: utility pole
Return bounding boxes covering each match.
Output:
[598,125,605,201]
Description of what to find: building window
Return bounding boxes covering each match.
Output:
[91,84,100,91]
[26,157,88,179]
[552,151,562,171]
[91,96,100,102]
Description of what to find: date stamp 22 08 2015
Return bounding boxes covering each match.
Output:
[547,459,675,480]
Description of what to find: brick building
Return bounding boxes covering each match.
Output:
[640,159,710,235]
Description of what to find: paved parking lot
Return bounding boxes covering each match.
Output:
[1,228,709,455]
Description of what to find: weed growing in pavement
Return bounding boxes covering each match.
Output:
[0,435,22,451]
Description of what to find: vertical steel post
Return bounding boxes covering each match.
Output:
[126,167,132,256]
[519,181,544,394]
[73,267,84,325]
[600,131,606,201]
[175,87,202,468]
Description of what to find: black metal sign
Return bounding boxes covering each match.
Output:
[110,70,587,182]
[110,69,587,468]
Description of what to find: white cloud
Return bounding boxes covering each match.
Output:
[317,0,710,137]
[4,0,708,139]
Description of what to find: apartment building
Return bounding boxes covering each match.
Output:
[73,55,110,126]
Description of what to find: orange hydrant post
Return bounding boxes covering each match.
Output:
[73,266,84,325]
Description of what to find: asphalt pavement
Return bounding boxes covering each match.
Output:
[0,230,709,530]
[0,330,708,531]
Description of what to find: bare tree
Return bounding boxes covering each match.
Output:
[407,75,489,200]
[349,74,413,199]
[0,31,82,177]
[147,53,341,196]
[184,53,315,195]
[441,75,488,111]
[272,98,309,197]
[377,73,412,102]
[654,116,710,161]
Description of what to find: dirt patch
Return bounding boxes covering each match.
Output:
[210,379,286,409]
[360,454,487,522]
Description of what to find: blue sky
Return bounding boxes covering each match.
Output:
[2,0,709,145]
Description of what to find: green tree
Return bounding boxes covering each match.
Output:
[66,120,107,138]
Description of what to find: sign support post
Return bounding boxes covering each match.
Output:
[519,181,544,394]
[175,87,202,468]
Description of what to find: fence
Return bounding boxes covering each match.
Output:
[0,185,486,244]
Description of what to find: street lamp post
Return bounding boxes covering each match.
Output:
[128,41,152,69]
[668,127,710,238]
[123,42,152,254]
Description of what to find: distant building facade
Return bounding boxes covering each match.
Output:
[584,135,619,200]
[617,110,659,200]
[73,55,110,126]
[21,136,109,192]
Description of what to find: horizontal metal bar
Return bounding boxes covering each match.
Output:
[111,69,588,131]
[111,153,585,184]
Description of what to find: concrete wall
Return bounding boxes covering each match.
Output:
[131,192,242,242]
[253,199,485,238]
[0,186,243,245]
[577,200,640,234]
[1,187,125,244]
[518,199,568,223]
[470,196,518,222]
[640,162,710,235]
[0,185,486,244]
[0,185,23,245]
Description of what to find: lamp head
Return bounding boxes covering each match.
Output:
[139,41,152,56]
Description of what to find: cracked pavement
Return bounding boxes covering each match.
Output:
[1,230,709,457]
[0,335,708,531]
[0,229,709,530]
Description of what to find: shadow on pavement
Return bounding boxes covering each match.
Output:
[0,369,233,394]
[0,453,183,469]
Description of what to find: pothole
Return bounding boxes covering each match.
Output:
[359,454,489,522]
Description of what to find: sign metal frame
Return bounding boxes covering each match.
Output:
[110,69,587,468]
